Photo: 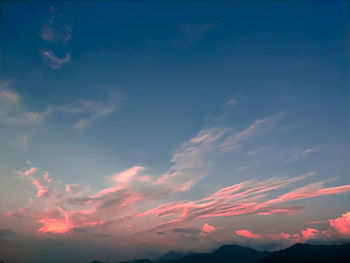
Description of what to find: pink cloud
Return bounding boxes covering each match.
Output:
[201,223,215,235]
[43,172,52,183]
[328,211,350,235]
[257,206,304,215]
[138,176,152,182]
[136,173,349,232]
[38,217,74,234]
[240,211,350,243]
[20,167,50,198]
[113,166,145,184]
[264,181,350,205]
[23,167,38,176]
[31,178,49,197]
[301,227,319,239]
[37,214,107,234]
[236,229,262,239]
[7,162,350,239]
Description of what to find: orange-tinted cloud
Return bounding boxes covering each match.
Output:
[5,164,350,238]
[264,181,350,205]
[301,228,319,239]
[238,211,350,243]
[112,166,145,184]
[328,211,350,235]
[201,223,215,235]
[38,217,74,234]
[236,229,262,239]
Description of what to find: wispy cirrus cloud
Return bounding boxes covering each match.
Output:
[53,99,117,130]
[17,167,50,198]
[3,110,349,242]
[225,98,238,108]
[264,180,350,205]
[154,113,284,192]
[40,49,71,69]
[237,165,249,171]
[1,88,20,103]
[136,172,322,228]
[0,82,117,130]
[283,146,324,163]
[0,82,52,125]
[247,146,269,155]
[3,161,350,238]
[39,6,72,44]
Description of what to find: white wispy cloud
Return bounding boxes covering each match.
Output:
[218,113,284,152]
[237,165,249,171]
[52,100,115,130]
[247,146,269,155]
[283,146,323,163]
[0,81,117,130]
[225,98,238,107]
[1,88,20,103]
[154,113,284,192]
[39,6,72,44]
[40,50,71,69]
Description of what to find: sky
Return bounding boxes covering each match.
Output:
[0,0,349,262]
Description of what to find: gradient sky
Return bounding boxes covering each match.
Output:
[0,1,349,263]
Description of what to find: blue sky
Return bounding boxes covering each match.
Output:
[0,1,349,263]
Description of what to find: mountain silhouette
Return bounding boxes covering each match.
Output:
[157,251,185,262]
[164,244,268,263]
[119,260,154,263]
[211,244,270,263]
[89,242,350,263]
[258,243,350,263]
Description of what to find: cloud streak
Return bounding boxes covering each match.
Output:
[0,83,117,131]
[154,113,284,193]
[40,50,71,69]
[236,229,262,239]
[4,136,350,237]
[3,110,349,246]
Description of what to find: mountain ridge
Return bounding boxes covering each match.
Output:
[88,242,350,263]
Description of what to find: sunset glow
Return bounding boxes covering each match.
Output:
[0,1,349,263]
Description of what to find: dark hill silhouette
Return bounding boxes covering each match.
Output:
[119,260,154,263]
[211,244,270,263]
[164,252,212,263]
[113,244,268,263]
[157,251,185,262]
[258,243,350,263]
[89,242,350,263]
[164,244,268,263]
